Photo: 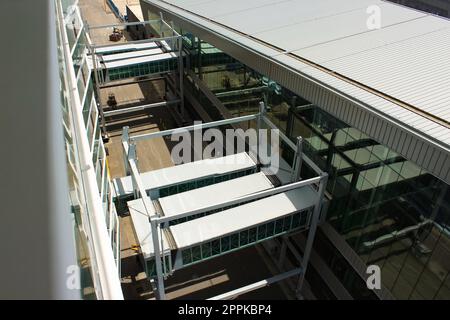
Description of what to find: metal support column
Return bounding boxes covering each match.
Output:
[291,136,303,182]
[121,126,130,176]
[278,238,287,269]
[256,101,266,168]
[197,38,203,80]
[295,172,328,298]
[150,220,166,300]
[178,36,185,120]
[128,143,138,199]
[286,95,297,138]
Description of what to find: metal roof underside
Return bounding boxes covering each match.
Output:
[142,0,450,185]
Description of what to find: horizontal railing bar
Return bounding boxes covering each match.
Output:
[103,100,180,117]
[215,86,267,98]
[130,114,258,142]
[91,35,181,50]
[99,76,166,89]
[87,19,175,31]
[128,158,155,218]
[208,268,302,300]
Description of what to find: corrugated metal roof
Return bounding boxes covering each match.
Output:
[155,0,450,125]
[143,0,450,183]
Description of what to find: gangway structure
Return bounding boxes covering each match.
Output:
[116,104,328,299]
[85,19,186,138]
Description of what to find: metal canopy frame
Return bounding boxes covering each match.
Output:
[85,17,186,138]
[120,103,327,300]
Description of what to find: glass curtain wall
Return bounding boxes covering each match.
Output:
[182,33,450,300]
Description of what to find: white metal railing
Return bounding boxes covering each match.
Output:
[119,104,328,299]
[57,0,123,300]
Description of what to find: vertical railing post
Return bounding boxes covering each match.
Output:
[151,220,166,300]
[257,101,266,168]
[159,12,164,36]
[121,126,130,176]
[278,238,287,269]
[295,172,328,298]
[178,36,185,120]
[197,38,203,80]
[128,142,138,198]
[291,136,303,182]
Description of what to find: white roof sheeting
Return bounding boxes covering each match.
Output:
[153,0,450,125]
[100,48,165,62]
[159,172,274,218]
[103,52,176,69]
[170,186,318,249]
[113,152,257,197]
[145,0,450,182]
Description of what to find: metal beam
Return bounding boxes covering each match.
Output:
[121,126,130,175]
[99,76,166,89]
[296,172,328,297]
[87,19,163,30]
[291,137,303,182]
[150,220,166,300]
[130,113,258,142]
[91,35,181,50]
[103,100,180,117]
[215,86,267,98]
[208,268,302,300]
[178,36,185,119]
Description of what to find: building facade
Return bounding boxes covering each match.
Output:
[140,0,450,300]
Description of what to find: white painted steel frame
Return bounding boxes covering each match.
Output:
[121,110,326,299]
[57,0,123,300]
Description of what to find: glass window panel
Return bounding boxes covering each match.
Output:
[221,236,230,252]
[201,242,212,258]
[192,246,202,262]
[168,185,177,196]
[283,215,292,231]
[257,224,267,240]
[212,239,221,255]
[182,249,192,265]
[240,230,249,246]
[159,187,169,198]
[266,221,275,236]
[146,260,156,277]
[292,213,301,228]
[300,211,308,226]
[230,234,239,249]
[275,218,284,234]
[249,228,257,243]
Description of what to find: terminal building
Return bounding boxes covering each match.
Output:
[2,0,450,300]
